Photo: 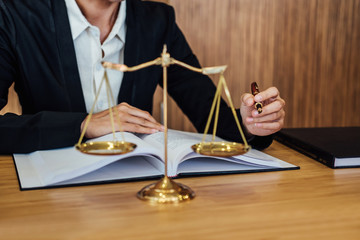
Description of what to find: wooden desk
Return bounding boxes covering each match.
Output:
[0,141,359,240]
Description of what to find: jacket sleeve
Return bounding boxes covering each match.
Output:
[0,36,87,154]
[164,6,273,150]
[0,112,87,154]
[0,5,87,154]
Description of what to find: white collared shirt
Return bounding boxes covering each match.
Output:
[65,0,127,113]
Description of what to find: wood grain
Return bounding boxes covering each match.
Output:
[164,0,360,129]
[272,0,360,127]
[1,142,359,239]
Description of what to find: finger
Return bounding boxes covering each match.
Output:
[241,93,255,107]
[123,113,163,130]
[253,98,285,117]
[251,110,285,123]
[254,86,280,103]
[254,120,283,132]
[118,103,159,124]
[121,122,161,134]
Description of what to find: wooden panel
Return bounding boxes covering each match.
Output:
[164,0,360,129]
[273,0,360,127]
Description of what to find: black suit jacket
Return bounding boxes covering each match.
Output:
[0,0,272,153]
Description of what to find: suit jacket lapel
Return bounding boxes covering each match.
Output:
[51,0,86,112]
[51,0,140,110]
[118,0,141,106]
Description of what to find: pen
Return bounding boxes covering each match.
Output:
[251,82,263,114]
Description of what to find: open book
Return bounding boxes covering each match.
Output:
[13,130,298,190]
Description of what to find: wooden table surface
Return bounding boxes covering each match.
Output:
[0,141,359,240]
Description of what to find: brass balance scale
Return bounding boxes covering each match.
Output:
[75,45,250,204]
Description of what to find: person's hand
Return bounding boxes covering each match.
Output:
[240,86,285,136]
[81,102,164,139]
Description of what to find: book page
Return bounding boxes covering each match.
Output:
[14,132,164,187]
[138,130,296,176]
[180,150,281,168]
[177,157,269,174]
[177,149,297,176]
[55,156,163,187]
[139,130,219,173]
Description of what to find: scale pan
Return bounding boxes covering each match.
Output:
[191,141,249,157]
[76,141,136,155]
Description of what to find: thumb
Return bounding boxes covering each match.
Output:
[241,93,255,107]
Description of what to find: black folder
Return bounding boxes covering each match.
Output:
[275,127,360,168]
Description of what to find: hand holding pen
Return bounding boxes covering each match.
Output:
[240,82,286,136]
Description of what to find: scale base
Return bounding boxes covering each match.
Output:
[137,176,195,204]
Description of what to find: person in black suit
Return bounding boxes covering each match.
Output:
[0,0,285,154]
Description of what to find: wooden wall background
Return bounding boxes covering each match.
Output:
[154,0,360,132]
[1,0,360,132]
